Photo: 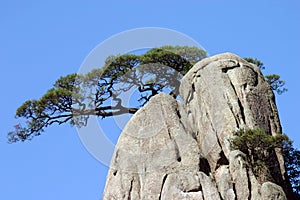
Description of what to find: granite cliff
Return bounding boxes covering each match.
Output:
[103,53,291,200]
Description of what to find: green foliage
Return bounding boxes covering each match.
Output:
[8,74,78,142]
[230,128,300,197]
[8,49,286,143]
[265,74,288,95]
[159,45,207,66]
[244,57,265,70]
[140,48,193,74]
[283,140,300,196]
[244,57,287,95]
[230,128,289,182]
[9,46,207,142]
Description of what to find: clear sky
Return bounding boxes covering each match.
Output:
[1,1,300,199]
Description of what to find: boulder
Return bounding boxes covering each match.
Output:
[103,53,289,200]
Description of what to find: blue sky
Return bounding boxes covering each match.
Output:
[1,1,300,199]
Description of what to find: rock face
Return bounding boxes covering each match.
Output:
[103,53,290,200]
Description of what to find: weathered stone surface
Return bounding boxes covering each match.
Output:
[198,172,221,200]
[229,150,250,199]
[103,93,201,199]
[215,165,235,200]
[261,182,287,200]
[103,53,289,199]
[180,53,283,170]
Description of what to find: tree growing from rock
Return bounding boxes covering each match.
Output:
[230,128,300,198]
[8,46,207,142]
[283,139,300,197]
[8,47,286,143]
[244,57,287,94]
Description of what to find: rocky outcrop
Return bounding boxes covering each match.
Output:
[103,53,289,199]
